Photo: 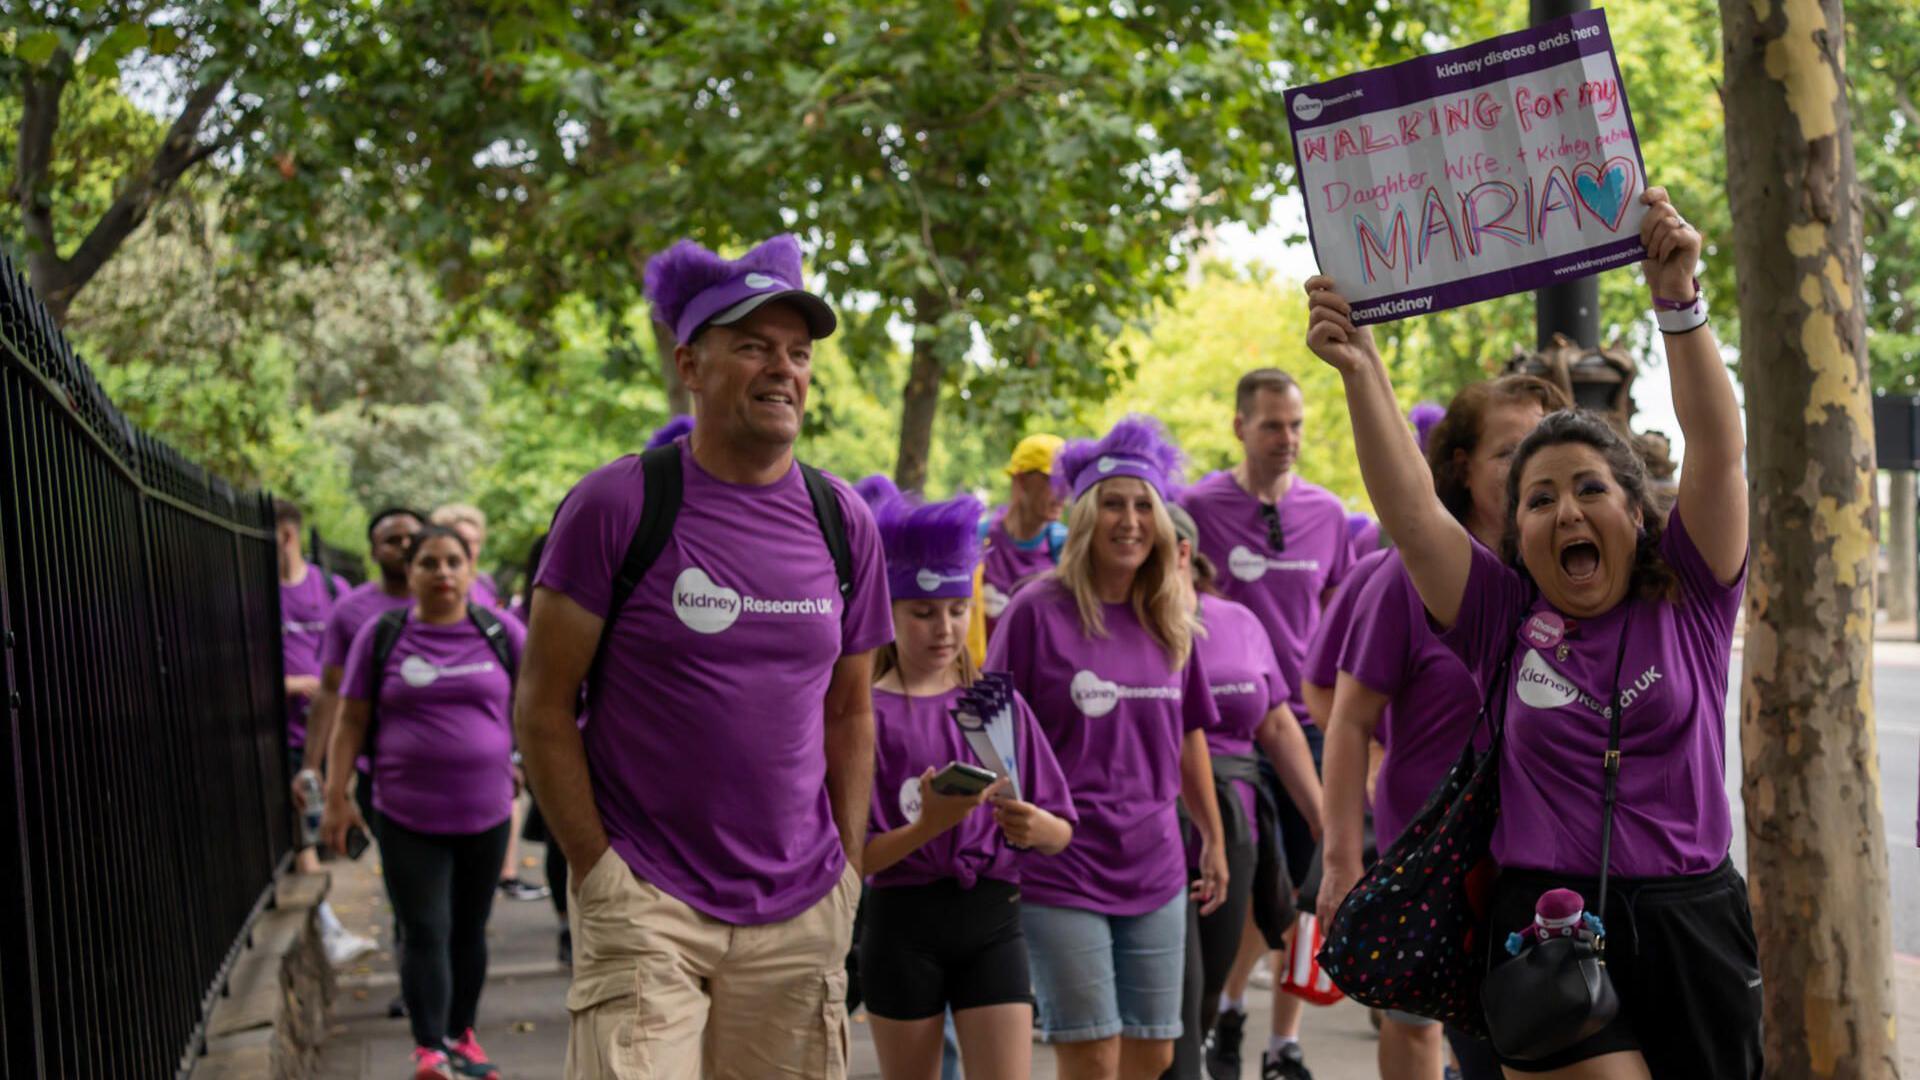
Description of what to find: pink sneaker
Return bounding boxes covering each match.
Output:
[446,1029,500,1078]
[411,1047,454,1079]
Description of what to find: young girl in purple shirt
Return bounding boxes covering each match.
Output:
[1307,189,1760,1078]
[860,494,1076,1080]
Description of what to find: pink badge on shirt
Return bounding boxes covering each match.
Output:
[1521,611,1567,651]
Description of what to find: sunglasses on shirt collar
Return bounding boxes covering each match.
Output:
[1259,502,1285,552]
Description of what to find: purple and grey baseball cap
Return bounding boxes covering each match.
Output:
[643,233,837,344]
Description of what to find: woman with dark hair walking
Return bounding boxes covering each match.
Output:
[1305,189,1759,1078]
[323,525,525,1080]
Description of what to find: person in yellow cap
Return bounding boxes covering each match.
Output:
[978,434,1068,641]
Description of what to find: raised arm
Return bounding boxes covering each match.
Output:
[1641,189,1747,582]
[1305,278,1473,625]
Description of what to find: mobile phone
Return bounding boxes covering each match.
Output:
[930,761,999,797]
[344,824,372,860]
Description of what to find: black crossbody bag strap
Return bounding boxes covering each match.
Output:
[1593,612,1634,949]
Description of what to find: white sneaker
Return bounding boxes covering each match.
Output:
[324,926,377,967]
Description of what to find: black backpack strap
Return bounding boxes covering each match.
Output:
[799,462,854,620]
[467,604,516,682]
[365,606,410,763]
[587,445,684,703]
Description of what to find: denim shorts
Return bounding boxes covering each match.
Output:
[1020,893,1187,1043]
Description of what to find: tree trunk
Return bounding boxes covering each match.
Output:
[652,317,690,415]
[1719,1,1898,1076]
[894,297,948,494]
[1888,471,1915,624]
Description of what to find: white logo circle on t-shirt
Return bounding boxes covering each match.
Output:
[1514,648,1579,710]
[1227,545,1269,582]
[898,776,923,824]
[1070,669,1121,718]
[672,567,743,634]
[983,583,1010,618]
[399,655,439,688]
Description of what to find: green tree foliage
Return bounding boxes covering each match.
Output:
[1849,0,1920,390]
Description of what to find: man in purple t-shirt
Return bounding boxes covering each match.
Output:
[980,433,1067,638]
[1181,368,1351,1080]
[274,499,375,967]
[518,234,892,1080]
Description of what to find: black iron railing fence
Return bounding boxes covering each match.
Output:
[0,253,294,1079]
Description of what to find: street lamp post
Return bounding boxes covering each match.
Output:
[1531,0,1600,350]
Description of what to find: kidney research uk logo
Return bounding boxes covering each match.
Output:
[1226,545,1322,582]
[1070,670,1181,718]
[671,566,836,635]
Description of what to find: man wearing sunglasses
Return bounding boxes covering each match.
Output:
[1179,367,1353,1080]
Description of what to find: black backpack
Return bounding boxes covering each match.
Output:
[364,603,517,761]
[583,442,854,701]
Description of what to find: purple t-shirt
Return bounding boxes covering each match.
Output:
[340,613,525,835]
[1303,548,1396,693]
[986,580,1219,915]
[537,445,893,925]
[321,581,413,671]
[981,509,1062,638]
[280,566,348,749]
[1196,594,1289,759]
[867,684,1077,890]
[1180,472,1354,724]
[1350,519,1383,563]
[1441,510,1744,877]
[1339,551,1488,848]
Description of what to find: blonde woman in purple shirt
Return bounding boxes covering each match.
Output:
[1313,375,1566,1080]
[1307,189,1759,1078]
[987,416,1228,1080]
[861,493,1077,1080]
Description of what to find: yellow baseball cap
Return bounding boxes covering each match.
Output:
[1006,433,1065,476]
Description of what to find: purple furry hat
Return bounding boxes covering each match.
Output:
[1410,401,1445,454]
[645,414,695,451]
[854,474,901,508]
[1053,414,1186,502]
[875,493,985,601]
[643,234,837,344]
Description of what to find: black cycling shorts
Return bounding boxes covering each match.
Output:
[1485,858,1763,1077]
[858,878,1033,1021]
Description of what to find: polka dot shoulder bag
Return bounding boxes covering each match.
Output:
[1314,653,1509,1035]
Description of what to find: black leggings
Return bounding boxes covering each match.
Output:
[376,815,512,1049]
[1168,833,1257,1078]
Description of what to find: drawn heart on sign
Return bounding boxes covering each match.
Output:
[1572,158,1638,232]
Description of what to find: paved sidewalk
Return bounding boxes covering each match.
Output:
[313,829,1379,1078]
[313,826,1920,1078]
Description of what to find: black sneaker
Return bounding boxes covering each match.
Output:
[1204,1007,1246,1080]
[557,927,572,967]
[1262,1043,1314,1080]
[387,992,408,1019]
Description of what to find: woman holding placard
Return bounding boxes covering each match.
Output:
[1303,189,1760,1077]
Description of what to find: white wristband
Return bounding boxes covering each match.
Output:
[1656,293,1708,335]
